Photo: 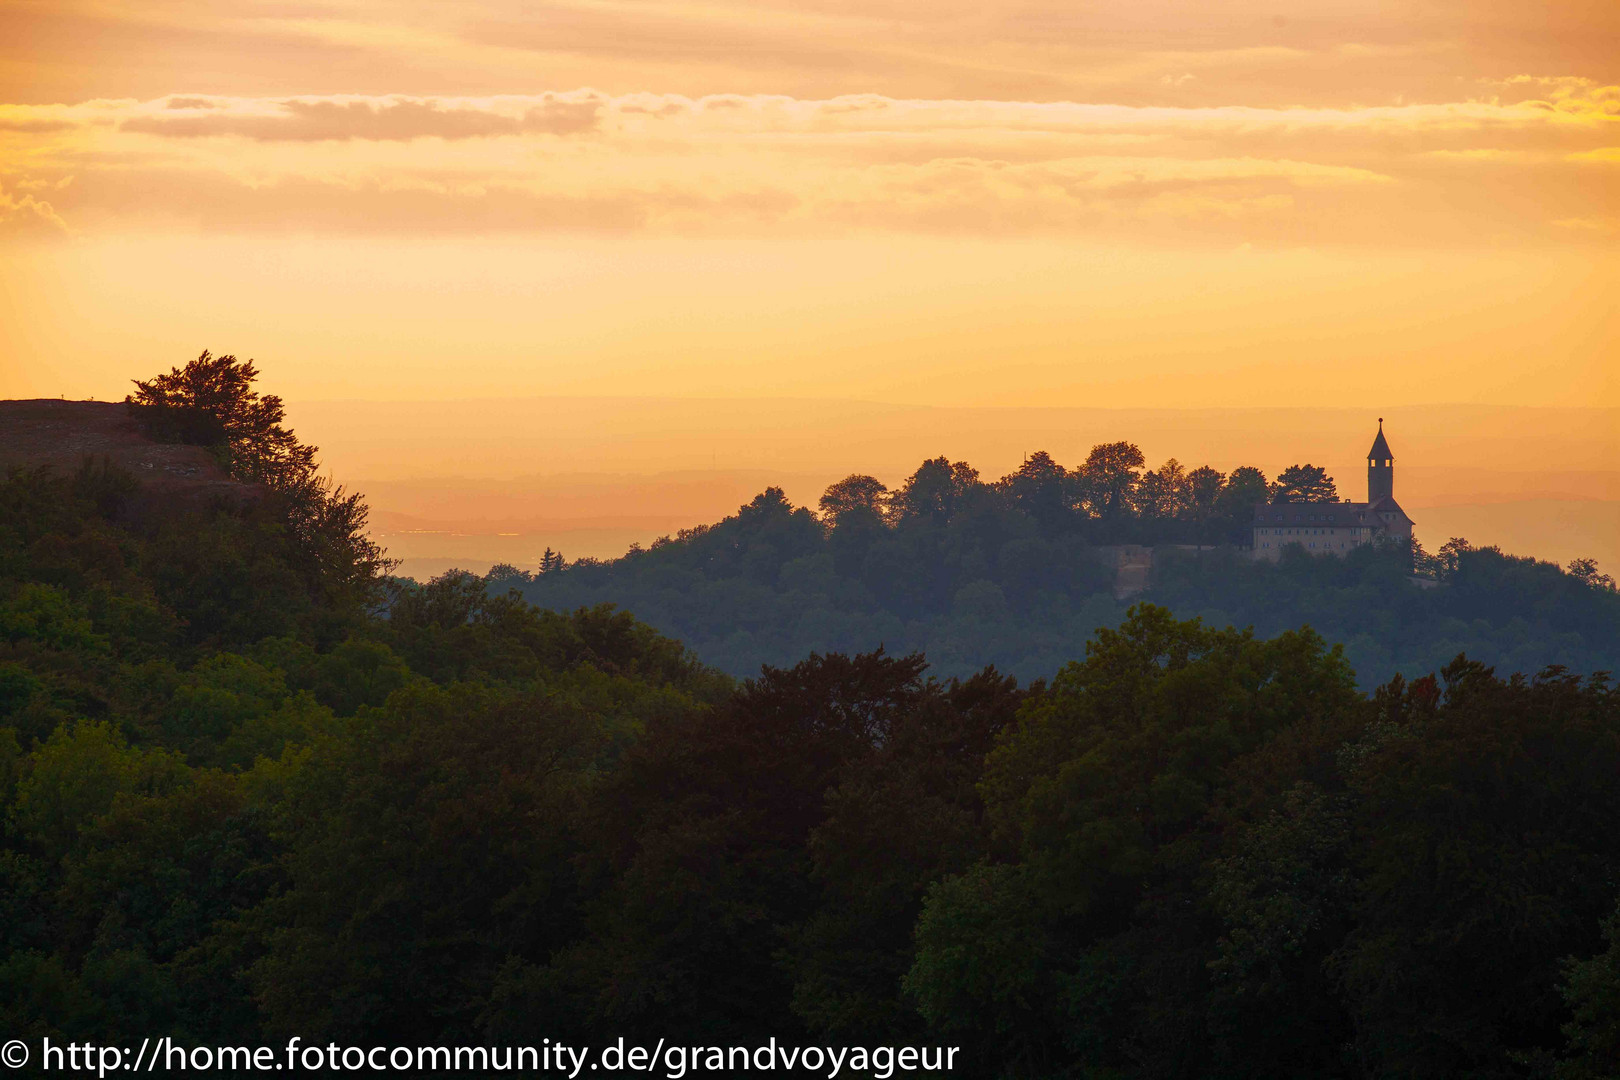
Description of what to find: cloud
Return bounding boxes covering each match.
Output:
[9,0,1620,111]
[121,96,602,141]
[1,88,1614,244]
[1568,147,1620,164]
[0,184,69,236]
[0,118,77,133]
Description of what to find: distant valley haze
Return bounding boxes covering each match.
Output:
[272,397,1620,579]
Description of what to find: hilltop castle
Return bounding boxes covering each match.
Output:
[1252,420,1414,560]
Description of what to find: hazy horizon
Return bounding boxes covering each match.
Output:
[275,397,1618,578]
[5,0,1616,574]
[5,1,1618,412]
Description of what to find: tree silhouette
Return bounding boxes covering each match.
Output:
[892,458,980,525]
[820,474,890,528]
[127,350,315,486]
[1182,465,1225,520]
[1134,457,1188,519]
[127,350,391,599]
[997,452,1071,533]
[1271,464,1338,503]
[1219,466,1269,510]
[1568,557,1617,593]
[1076,442,1145,518]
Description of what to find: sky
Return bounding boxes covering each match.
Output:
[0,0,1616,570]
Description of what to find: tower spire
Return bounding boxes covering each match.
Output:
[1367,418,1393,502]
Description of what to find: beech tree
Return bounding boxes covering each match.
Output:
[127,350,390,603]
[127,350,314,486]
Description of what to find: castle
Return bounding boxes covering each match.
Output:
[1251,420,1414,560]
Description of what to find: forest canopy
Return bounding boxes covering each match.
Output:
[4,359,1619,1079]
[510,455,1620,688]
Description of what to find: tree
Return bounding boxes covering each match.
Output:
[789,668,1026,1044]
[1219,466,1269,512]
[1437,536,1471,580]
[1333,659,1620,1077]
[128,351,391,605]
[1074,442,1145,519]
[126,351,314,486]
[819,475,890,529]
[1568,558,1617,593]
[1181,465,1225,522]
[1555,899,1620,1079]
[1271,464,1338,503]
[892,458,980,526]
[907,605,1363,1075]
[1134,458,1188,520]
[996,453,1071,534]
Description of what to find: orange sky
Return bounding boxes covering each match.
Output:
[2,0,1617,408]
[1,1,1616,572]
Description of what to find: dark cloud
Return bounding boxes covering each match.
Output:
[121,97,601,141]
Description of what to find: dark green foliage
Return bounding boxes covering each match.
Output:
[905,609,1620,1079]
[478,649,1026,1049]
[8,378,1620,1076]
[1329,660,1620,1077]
[127,350,392,600]
[908,608,1365,1076]
[1271,463,1338,503]
[1150,542,1620,689]
[519,481,1123,682]
[1554,900,1620,1080]
[0,456,723,1056]
[514,458,1620,688]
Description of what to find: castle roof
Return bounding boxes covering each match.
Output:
[1253,502,1367,522]
[1367,420,1393,461]
[1367,495,1411,522]
[1251,498,1411,525]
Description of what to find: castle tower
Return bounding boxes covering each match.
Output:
[1367,418,1393,503]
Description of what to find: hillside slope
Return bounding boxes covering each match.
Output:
[0,399,246,501]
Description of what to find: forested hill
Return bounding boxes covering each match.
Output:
[506,468,1620,686]
[6,364,1620,1078]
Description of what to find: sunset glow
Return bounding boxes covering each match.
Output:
[2,0,1616,566]
[6,10,1620,1052]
